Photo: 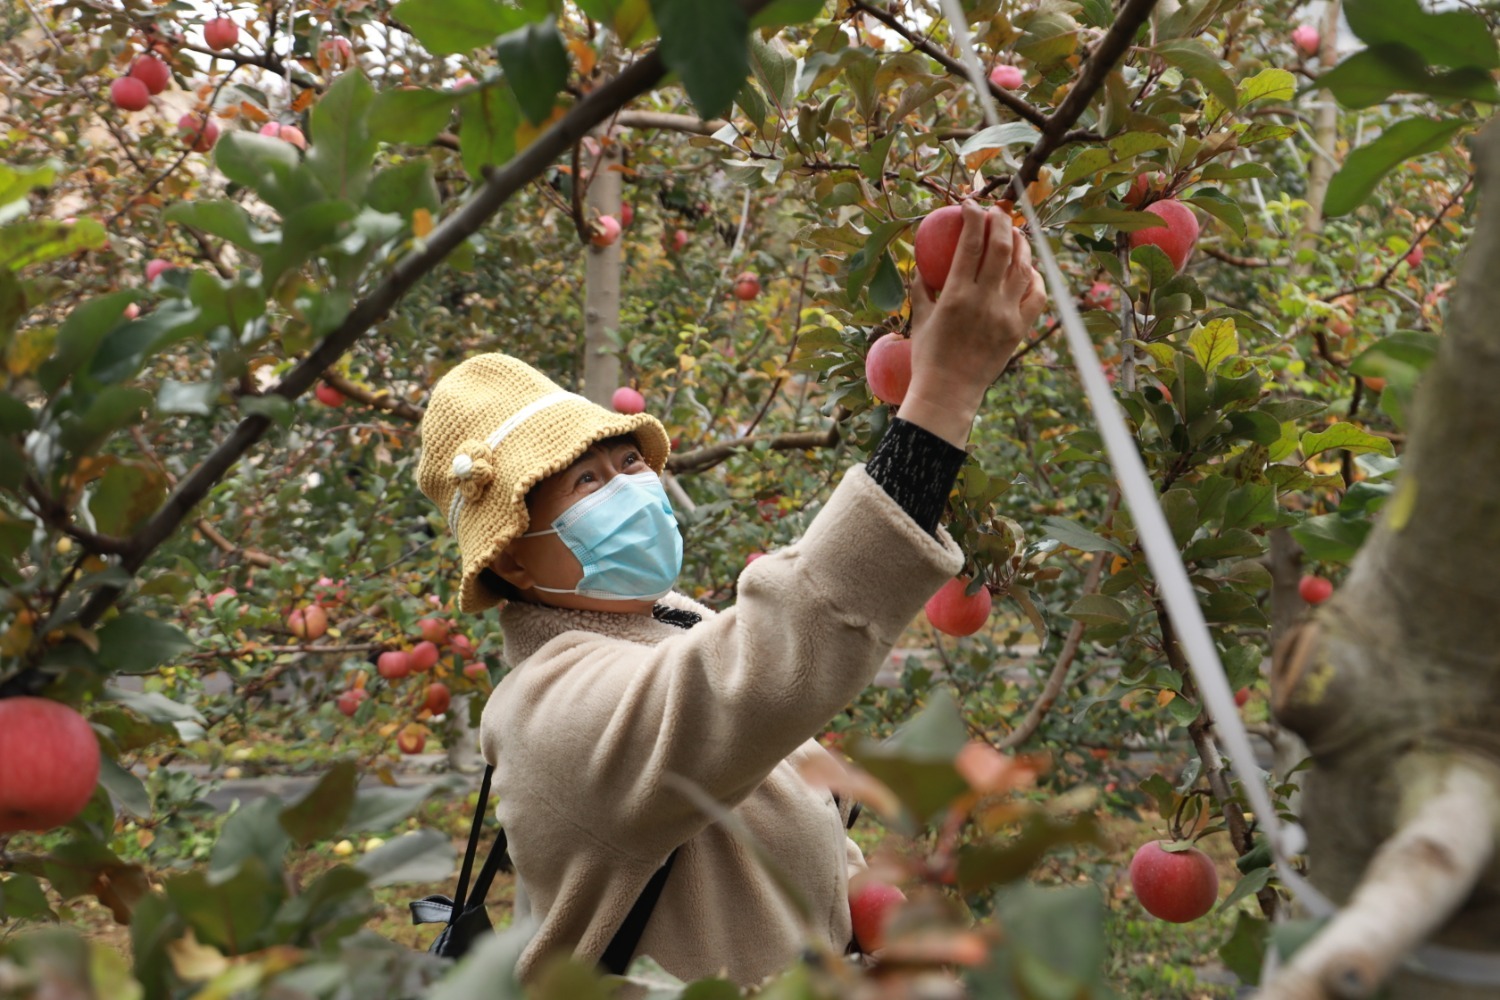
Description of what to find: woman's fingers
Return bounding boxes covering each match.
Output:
[948,201,992,285]
[975,208,1015,285]
[1006,228,1033,290]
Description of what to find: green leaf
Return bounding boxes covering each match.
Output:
[750,0,825,29]
[96,614,194,674]
[1188,318,1238,372]
[211,797,291,877]
[165,857,280,954]
[749,32,799,112]
[957,121,1041,156]
[424,922,533,1000]
[214,132,321,216]
[956,814,1099,892]
[0,391,34,434]
[156,379,219,416]
[1345,0,1499,70]
[307,71,377,201]
[1301,423,1394,459]
[98,755,151,818]
[89,460,167,536]
[280,761,359,845]
[0,218,106,271]
[354,829,456,886]
[368,88,459,146]
[394,0,530,56]
[269,864,373,946]
[458,87,521,180]
[241,393,296,427]
[1291,512,1371,564]
[368,160,441,221]
[1064,594,1131,627]
[57,386,152,455]
[576,0,656,45]
[163,200,262,252]
[1160,488,1199,547]
[496,18,569,125]
[868,251,904,313]
[0,162,59,210]
[651,0,751,120]
[1319,45,1498,110]
[1219,911,1269,985]
[345,781,445,833]
[1237,68,1296,106]
[0,873,56,921]
[85,302,202,386]
[37,291,139,393]
[1041,515,1129,556]
[1325,117,1467,217]
[1218,865,1273,913]
[1153,40,1236,110]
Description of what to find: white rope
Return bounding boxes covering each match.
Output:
[933,0,1334,916]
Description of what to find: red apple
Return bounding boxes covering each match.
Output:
[671,228,689,252]
[849,880,906,953]
[313,576,347,604]
[1404,245,1424,268]
[0,697,101,833]
[865,332,912,405]
[620,203,634,227]
[145,258,173,282]
[449,634,474,658]
[1127,199,1199,272]
[287,603,328,641]
[206,586,237,609]
[129,55,171,95]
[1329,319,1353,338]
[109,77,150,112]
[452,75,477,89]
[1292,25,1320,58]
[314,383,344,407]
[258,122,307,150]
[335,688,368,718]
[409,640,439,673]
[746,551,765,565]
[914,204,987,293]
[1125,170,1165,207]
[1299,575,1334,605]
[377,651,411,680]
[462,661,489,682]
[1363,376,1387,392]
[1234,687,1251,708]
[396,726,426,755]
[122,303,141,320]
[988,65,1024,89]
[590,215,622,247]
[1084,280,1116,311]
[612,386,645,414]
[418,618,450,645]
[178,112,219,152]
[203,17,239,51]
[423,682,451,716]
[1128,840,1219,923]
[924,576,993,637]
[319,36,354,70]
[733,271,762,301]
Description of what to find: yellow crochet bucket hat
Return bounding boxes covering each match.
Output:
[416,353,671,613]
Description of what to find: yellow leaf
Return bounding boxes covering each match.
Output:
[412,208,433,238]
[1157,690,1176,707]
[167,930,230,981]
[567,38,596,76]
[515,105,567,150]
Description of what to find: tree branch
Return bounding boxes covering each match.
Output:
[1258,758,1500,1000]
[1016,0,1160,187]
[323,371,424,422]
[667,427,839,476]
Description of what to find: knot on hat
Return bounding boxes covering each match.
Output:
[450,439,496,506]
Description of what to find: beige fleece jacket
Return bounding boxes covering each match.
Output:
[478,464,964,986]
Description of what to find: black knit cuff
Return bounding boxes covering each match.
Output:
[865,418,968,535]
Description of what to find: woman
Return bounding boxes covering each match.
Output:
[415,203,1047,986]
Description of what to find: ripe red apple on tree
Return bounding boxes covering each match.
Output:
[1128,840,1219,923]
[0,697,101,833]
[109,77,151,112]
[313,576,347,604]
[203,17,239,51]
[449,633,474,659]
[590,215,622,247]
[462,661,489,683]
[1299,574,1334,605]
[612,386,645,414]
[865,332,912,405]
[914,204,991,293]
[396,725,427,755]
[378,650,411,680]
[746,551,765,565]
[314,383,344,407]
[1363,376,1387,392]
[423,682,451,716]
[418,618,450,645]
[733,271,761,301]
[319,36,354,70]
[129,55,170,95]
[1127,199,1199,272]
[409,641,440,673]
[1234,687,1251,708]
[1292,25,1320,58]
[620,203,634,227]
[287,603,328,641]
[122,303,140,320]
[988,65,1024,89]
[924,576,993,637]
[1404,245,1425,268]
[335,688,368,718]
[670,228,689,253]
[1125,170,1165,207]
[177,112,219,152]
[206,586,238,609]
[258,122,307,150]
[849,879,906,953]
[145,258,173,282]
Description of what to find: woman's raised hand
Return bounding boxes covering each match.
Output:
[899,201,1047,447]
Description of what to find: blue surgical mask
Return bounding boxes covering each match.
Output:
[521,471,683,602]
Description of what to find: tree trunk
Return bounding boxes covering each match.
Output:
[1267,117,1500,999]
[582,137,623,405]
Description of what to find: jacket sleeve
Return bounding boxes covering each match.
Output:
[484,463,964,861]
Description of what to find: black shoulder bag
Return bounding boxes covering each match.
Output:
[409,765,679,975]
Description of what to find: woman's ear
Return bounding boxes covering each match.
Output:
[492,546,534,592]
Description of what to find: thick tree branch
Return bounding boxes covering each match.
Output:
[667,427,839,476]
[1258,758,1500,1000]
[1016,0,1159,187]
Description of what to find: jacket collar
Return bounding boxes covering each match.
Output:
[498,590,718,665]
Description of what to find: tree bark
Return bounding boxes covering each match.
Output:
[1268,116,1500,999]
[582,138,623,405]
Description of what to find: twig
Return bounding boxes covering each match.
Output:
[1258,757,1500,1000]
[323,371,425,421]
[129,428,277,568]
[1201,246,1274,268]
[667,427,839,476]
[1322,176,1474,301]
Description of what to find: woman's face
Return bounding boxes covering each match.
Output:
[490,435,661,615]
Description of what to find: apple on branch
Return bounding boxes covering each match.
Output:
[0,697,101,833]
[612,386,645,414]
[1299,575,1334,605]
[849,878,907,953]
[1128,840,1220,923]
[1127,199,1199,273]
[109,77,151,112]
[988,65,1024,90]
[865,332,912,405]
[732,272,761,301]
[129,55,170,95]
[204,17,239,51]
[924,576,993,637]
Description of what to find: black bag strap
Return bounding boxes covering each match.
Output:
[442,762,680,973]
